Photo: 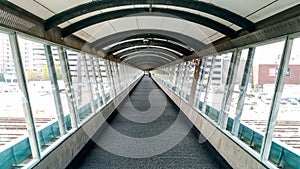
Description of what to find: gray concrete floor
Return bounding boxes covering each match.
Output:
[67,76,232,169]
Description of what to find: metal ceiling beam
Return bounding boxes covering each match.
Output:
[99,33,187,51]
[113,46,183,59]
[45,0,255,32]
[131,60,166,67]
[106,39,193,57]
[61,8,238,38]
[90,29,207,52]
[119,50,178,61]
[124,54,171,63]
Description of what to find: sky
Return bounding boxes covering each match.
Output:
[253,37,300,65]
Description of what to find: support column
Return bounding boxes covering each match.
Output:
[231,48,255,136]
[94,59,107,105]
[189,59,202,106]
[218,49,242,129]
[82,54,96,114]
[57,46,78,128]
[89,57,102,109]
[260,36,293,161]
[44,45,67,136]
[202,55,217,114]
[9,32,41,159]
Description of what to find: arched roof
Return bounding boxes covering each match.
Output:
[6,0,300,70]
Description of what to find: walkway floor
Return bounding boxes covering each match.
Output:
[67,76,232,169]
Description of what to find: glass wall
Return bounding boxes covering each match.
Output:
[181,61,194,102]
[206,54,232,118]
[151,35,300,169]
[18,37,64,152]
[0,32,34,168]
[0,29,143,169]
[268,37,300,167]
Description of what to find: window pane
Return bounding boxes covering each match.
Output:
[194,56,213,111]
[269,37,300,166]
[18,37,64,152]
[181,61,194,102]
[86,55,99,110]
[66,50,91,122]
[228,49,249,119]
[240,41,285,153]
[99,59,111,101]
[50,46,71,130]
[0,32,33,167]
[206,54,232,118]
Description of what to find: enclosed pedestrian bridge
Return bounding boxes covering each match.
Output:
[0,1,300,168]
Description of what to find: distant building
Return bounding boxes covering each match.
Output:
[257,64,300,85]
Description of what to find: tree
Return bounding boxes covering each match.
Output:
[41,62,62,81]
[0,73,5,82]
[54,62,62,80]
[42,65,49,81]
[26,69,39,81]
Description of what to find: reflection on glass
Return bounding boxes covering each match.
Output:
[66,50,91,122]
[50,46,71,130]
[228,49,249,118]
[198,56,213,105]
[181,61,194,102]
[98,59,110,100]
[207,54,232,113]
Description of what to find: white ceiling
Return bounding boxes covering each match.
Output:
[7,0,300,45]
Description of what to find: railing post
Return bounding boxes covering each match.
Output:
[202,55,217,114]
[44,45,67,135]
[82,54,96,114]
[231,48,255,136]
[9,32,41,159]
[57,46,79,128]
[218,49,242,129]
[260,36,293,161]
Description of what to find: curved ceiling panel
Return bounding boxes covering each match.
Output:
[101,33,186,52]
[124,54,172,62]
[112,45,185,58]
[105,38,193,57]
[119,49,178,60]
[61,8,238,38]
[45,0,255,32]
[90,29,207,52]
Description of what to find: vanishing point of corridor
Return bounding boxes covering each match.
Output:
[67,76,231,169]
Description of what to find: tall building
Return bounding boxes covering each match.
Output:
[0,33,16,83]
